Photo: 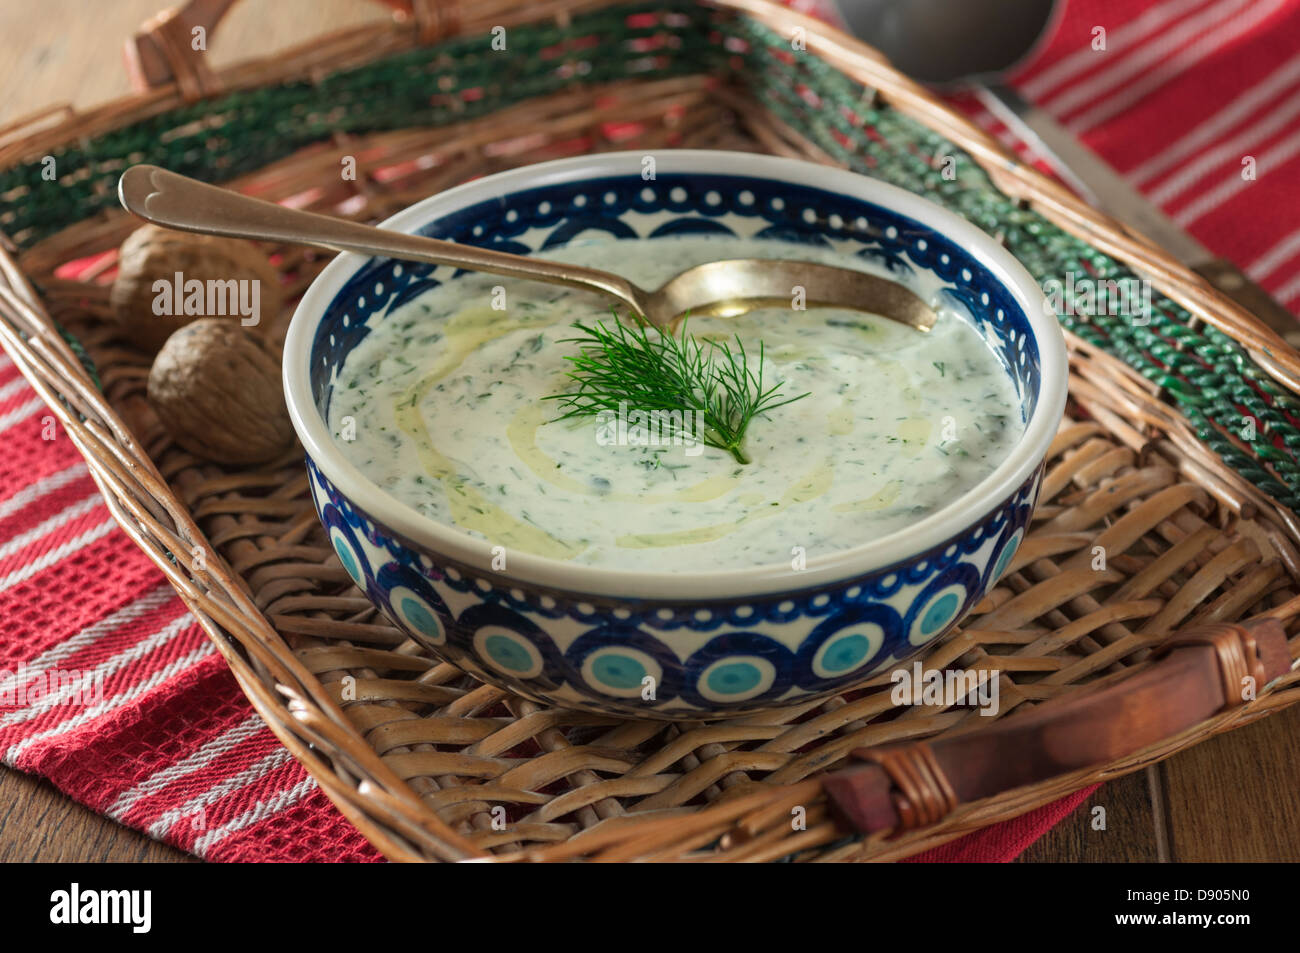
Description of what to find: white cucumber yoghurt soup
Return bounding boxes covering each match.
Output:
[327,235,1026,571]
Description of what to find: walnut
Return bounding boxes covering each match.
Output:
[111,224,283,353]
[147,319,295,465]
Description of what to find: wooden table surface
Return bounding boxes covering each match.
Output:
[1,0,1298,864]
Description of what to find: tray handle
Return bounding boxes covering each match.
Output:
[822,618,1293,836]
[123,0,460,98]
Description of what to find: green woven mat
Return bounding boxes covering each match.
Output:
[0,1,1294,512]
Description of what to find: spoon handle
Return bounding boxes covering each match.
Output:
[117,165,646,314]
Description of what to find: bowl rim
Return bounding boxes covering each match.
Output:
[284,149,1067,601]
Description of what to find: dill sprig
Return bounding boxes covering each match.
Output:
[543,314,809,464]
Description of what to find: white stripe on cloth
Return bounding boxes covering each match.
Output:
[1148,85,1300,205]
[147,746,297,839]
[1248,227,1300,281]
[191,776,318,858]
[1273,269,1300,306]
[0,493,103,559]
[970,109,1028,153]
[0,460,89,523]
[1129,56,1300,186]
[0,581,176,697]
[0,374,34,406]
[0,614,194,728]
[1042,0,1248,117]
[0,516,117,593]
[106,713,267,820]
[1173,125,1300,226]
[1067,0,1288,133]
[3,641,215,764]
[1021,0,1217,101]
[0,397,47,434]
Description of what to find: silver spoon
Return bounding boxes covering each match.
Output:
[117,165,935,332]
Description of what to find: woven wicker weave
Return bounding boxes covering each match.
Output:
[1,0,1298,861]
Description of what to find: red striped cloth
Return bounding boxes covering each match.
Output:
[1008,0,1300,299]
[0,358,376,861]
[2,0,1295,862]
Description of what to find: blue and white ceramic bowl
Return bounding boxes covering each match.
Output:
[284,150,1066,720]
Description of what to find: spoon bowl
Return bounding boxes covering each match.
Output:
[826,0,1057,86]
[118,164,935,333]
[643,257,934,329]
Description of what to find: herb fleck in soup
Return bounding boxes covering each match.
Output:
[328,236,1025,571]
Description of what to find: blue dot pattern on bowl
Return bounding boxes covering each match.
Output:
[309,456,1040,718]
[485,634,533,672]
[591,654,645,689]
[823,635,870,672]
[305,170,1044,718]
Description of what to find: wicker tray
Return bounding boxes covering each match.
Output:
[1,0,1299,862]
